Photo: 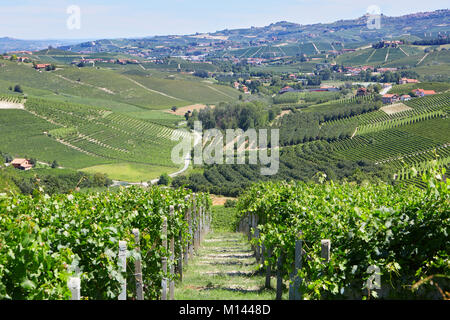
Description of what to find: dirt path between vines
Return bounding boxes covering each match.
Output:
[175,232,278,300]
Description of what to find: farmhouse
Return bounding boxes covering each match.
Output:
[399,78,419,84]
[279,86,295,94]
[356,87,368,96]
[412,89,436,97]
[35,64,50,70]
[10,158,33,171]
[400,94,412,101]
[382,94,399,104]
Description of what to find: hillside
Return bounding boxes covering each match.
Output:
[59,10,450,55]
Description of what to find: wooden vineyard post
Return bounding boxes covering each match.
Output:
[255,227,261,263]
[186,195,194,260]
[161,216,168,300]
[198,206,203,244]
[118,240,127,300]
[132,229,144,300]
[193,194,198,253]
[177,204,183,281]
[289,232,303,300]
[68,276,81,300]
[321,239,331,263]
[169,206,175,300]
[265,246,272,289]
[247,214,252,241]
[207,206,211,234]
[276,251,284,300]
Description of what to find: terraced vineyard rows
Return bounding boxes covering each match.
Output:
[333,130,445,163]
[24,98,191,167]
[0,94,24,104]
[323,93,449,130]
[356,110,446,135]
[384,147,450,169]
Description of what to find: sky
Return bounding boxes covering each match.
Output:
[0,0,447,40]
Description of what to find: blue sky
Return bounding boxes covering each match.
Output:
[0,0,447,39]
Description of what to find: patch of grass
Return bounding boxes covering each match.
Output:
[175,232,284,300]
[80,162,179,182]
[211,206,240,232]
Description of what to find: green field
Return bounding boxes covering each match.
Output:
[80,162,180,182]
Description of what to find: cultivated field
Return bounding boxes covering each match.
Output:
[380,103,412,115]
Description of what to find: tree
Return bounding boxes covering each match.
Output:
[29,158,36,167]
[51,160,59,169]
[14,84,23,93]
[157,173,170,186]
[93,173,109,187]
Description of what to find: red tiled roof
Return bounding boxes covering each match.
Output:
[11,158,27,165]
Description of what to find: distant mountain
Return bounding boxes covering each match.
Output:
[0,37,92,53]
[59,9,450,55]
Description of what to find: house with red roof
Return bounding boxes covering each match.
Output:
[382,94,399,104]
[399,78,419,84]
[412,89,436,97]
[356,87,368,96]
[11,158,33,171]
[400,94,412,101]
[35,63,50,70]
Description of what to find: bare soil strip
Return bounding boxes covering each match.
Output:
[380,103,413,115]
[165,104,214,116]
[0,101,24,110]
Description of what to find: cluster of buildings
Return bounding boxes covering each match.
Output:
[279,85,340,94]
[344,65,373,76]
[2,55,32,63]
[233,82,251,94]
[382,88,436,104]
[71,58,140,66]
[373,40,404,48]
[382,94,412,104]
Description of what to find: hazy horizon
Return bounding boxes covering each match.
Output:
[0,1,447,40]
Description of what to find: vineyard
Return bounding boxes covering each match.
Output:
[236,168,449,299]
[24,97,190,168]
[0,187,211,300]
[0,94,24,104]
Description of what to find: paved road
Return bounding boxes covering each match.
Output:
[380,85,392,95]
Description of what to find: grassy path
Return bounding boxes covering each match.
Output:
[175,231,282,300]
